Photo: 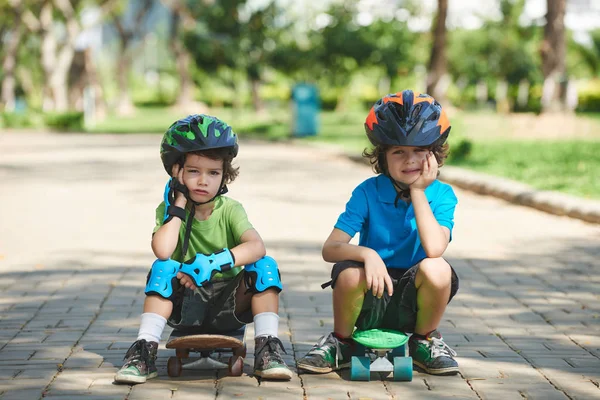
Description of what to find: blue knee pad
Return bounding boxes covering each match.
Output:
[145,258,181,300]
[145,249,235,299]
[244,256,282,293]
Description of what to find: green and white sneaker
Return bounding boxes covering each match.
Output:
[296,332,352,373]
[409,330,459,375]
[114,339,159,384]
[253,336,293,380]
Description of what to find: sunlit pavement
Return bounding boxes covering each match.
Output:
[0,132,599,399]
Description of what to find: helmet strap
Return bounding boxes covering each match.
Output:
[388,176,411,208]
[179,175,226,258]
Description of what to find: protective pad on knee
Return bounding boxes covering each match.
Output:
[179,248,235,287]
[145,258,181,300]
[244,256,282,293]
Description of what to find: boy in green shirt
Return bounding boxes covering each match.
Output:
[114,114,292,384]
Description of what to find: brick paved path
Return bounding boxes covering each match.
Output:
[0,133,598,399]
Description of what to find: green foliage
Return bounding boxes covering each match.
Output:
[319,87,340,111]
[360,19,416,80]
[447,0,542,99]
[447,138,473,163]
[44,112,84,131]
[571,29,600,77]
[184,0,286,89]
[577,79,600,112]
[308,2,415,89]
[89,107,183,134]
[1,111,37,128]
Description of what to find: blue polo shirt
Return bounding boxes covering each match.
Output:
[334,175,457,270]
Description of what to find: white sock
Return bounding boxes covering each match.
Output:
[137,313,167,344]
[253,312,279,338]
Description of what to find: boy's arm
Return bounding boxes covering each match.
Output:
[409,152,451,258]
[322,228,377,263]
[151,195,187,260]
[230,228,266,267]
[152,165,187,260]
[410,189,450,258]
[323,228,393,298]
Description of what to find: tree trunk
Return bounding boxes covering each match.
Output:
[84,48,107,120]
[115,46,136,116]
[172,24,195,110]
[1,24,24,112]
[40,1,57,111]
[51,45,76,111]
[541,0,567,113]
[250,79,264,113]
[112,1,153,116]
[426,0,448,101]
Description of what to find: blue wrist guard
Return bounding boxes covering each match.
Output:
[145,249,235,299]
[179,248,235,287]
[244,256,283,293]
[163,178,188,223]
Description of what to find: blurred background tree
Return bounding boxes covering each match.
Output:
[1,0,600,124]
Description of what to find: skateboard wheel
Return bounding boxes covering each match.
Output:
[176,348,190,358]
[353,343,366,357]
[389,344,406,360]
[228,355,244,376]
[233,344,246,358]
[350,356,370,381]
[393,356,413,381]
[167,356,182,377]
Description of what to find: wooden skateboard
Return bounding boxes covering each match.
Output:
[165,326,247,377]
[350,328,413,381]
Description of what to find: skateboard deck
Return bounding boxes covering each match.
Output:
[350,328,413,382]
[165,326,247,377]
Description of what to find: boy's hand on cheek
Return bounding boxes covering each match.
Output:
[410,152,438,191]
[171,165,187,206]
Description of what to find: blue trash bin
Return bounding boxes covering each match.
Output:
[291,83,319,137]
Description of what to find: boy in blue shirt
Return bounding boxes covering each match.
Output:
[298,90,459,376]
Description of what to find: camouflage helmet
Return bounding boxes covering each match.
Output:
[160,114,238,175]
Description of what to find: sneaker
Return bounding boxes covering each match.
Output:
[409,330,459,375]
[114,339,159,384]
[253,336,293,380]
[296,332,352,373]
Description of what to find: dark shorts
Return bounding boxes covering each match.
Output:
[327,260,459,333]
[146,270,253,333]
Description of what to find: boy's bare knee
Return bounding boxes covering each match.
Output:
[416,258,451,290]
[335,267,366,290]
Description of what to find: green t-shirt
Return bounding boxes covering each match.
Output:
[153,196,254,281]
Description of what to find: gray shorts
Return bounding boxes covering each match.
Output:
[326,260,459,333]
[146,270,253,333]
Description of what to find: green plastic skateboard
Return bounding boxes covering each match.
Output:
[351,329,413,381]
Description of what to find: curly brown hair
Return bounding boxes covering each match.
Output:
[362,142,449,177]
[180,148,239,184]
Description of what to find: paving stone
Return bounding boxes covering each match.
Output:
[1,135,600,399]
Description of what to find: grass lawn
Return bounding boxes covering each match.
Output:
[449,140,600,199]
[88,107,600,199]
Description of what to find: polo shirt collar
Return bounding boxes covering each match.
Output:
[376,175,401,204]
[375,174,436,204]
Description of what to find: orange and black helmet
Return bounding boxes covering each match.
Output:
[365,90,450,147]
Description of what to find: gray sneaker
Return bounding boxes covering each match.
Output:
[296,332,352,373]
[409,330,459,375]
[114,339,158,384]
[253,336,293,380]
